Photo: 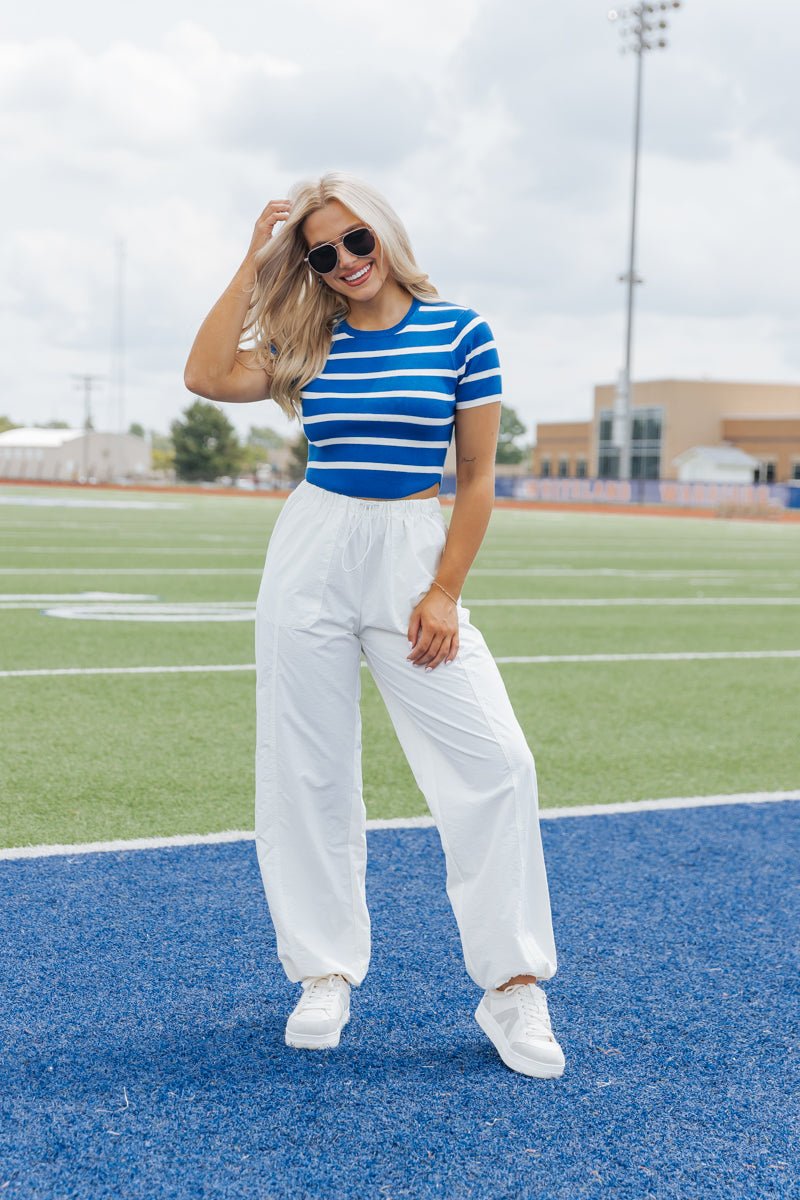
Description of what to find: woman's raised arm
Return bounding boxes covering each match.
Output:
[183,198,291,404]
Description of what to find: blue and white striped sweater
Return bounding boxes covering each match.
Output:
[300,297,502,499]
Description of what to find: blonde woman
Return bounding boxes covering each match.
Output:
[184,172,565,1079]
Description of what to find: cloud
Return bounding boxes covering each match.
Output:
[0,2,798,440]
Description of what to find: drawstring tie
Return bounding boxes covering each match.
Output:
[340,507,376,573]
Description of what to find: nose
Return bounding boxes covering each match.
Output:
[336,244,360,273]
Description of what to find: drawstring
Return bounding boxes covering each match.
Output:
[340,507,376,573]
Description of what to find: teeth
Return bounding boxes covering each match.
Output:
[343,264,370,282]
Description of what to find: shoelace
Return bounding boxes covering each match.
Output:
[299,975,346,1013]
[504,984,554,1040]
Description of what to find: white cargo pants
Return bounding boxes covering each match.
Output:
[254,479,558,991]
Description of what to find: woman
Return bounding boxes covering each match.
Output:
[184,172,564,1080]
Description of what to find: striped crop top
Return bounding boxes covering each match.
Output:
[300,297,502,499]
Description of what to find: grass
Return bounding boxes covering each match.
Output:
[1,485,798,847]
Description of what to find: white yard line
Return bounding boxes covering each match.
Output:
[0,568,262,576]
[3,590,800,608]
[3,649,800,679]
[0,664,256,678]
[468,568,778,578]
[465,597,800,607]
[1,546,263,555]
[1,791,796,861]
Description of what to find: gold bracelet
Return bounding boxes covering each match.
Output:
[431,579,458,605]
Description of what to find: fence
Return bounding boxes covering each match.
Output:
[440,475,800,511]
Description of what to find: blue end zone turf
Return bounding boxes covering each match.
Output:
[1,802,797,1199]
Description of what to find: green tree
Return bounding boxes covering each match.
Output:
[171,400,242,482]
[287,431,309,482]
[248,425,285,451]
[495,404,528,465]
[241,424,286,474]
[152,446,175,474]
[149,430,173,453]
[0,416,19,433]
[35,420,71,429]
[129,422,146,438]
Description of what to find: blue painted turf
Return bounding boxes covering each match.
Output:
[1,802,798,1199]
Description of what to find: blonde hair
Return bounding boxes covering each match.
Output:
[239,171,441,421]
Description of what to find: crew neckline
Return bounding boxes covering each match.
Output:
[338,295,420,337]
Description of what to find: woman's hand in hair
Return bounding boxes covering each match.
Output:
[241,199,293,282]
[406,589,459,670]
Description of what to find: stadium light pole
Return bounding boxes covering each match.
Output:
[608,1,683,481]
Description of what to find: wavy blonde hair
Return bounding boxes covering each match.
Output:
[239,171,441,421]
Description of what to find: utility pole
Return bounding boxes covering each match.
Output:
[112,237,126,432]
[608,1,683,480]
[72,373,104,482]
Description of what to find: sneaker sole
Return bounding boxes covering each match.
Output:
[474,1001,565,1080]
[285,1006,350,1051]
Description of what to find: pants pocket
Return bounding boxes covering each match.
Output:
[409,512,449,583]
[256,491,342,629]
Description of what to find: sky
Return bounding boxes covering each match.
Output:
[2,0,798,446]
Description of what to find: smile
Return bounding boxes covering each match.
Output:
[341,262,373,286]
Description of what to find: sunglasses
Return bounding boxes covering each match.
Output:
[304,226,376,275]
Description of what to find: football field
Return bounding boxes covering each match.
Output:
[1,484,798,848]
[1,485,798,1199]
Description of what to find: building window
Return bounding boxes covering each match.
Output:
[540,459,551,478]
[598,449,620,479]
[792,463,800,481]
[558,458,569,478]
[576,458,587,478]
[631,452,661,480]
[597,406,662,479]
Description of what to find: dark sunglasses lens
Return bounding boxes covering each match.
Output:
[343,228,375,257]
[307,244,338,274]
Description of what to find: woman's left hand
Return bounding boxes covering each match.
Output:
[407,586,459,670]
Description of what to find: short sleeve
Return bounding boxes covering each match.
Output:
[454,312,503,410]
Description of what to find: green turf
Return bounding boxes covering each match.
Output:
[1,485,798,847]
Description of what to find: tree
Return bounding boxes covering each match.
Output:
[129,422,146,439]
[241,424,286,474]
[287,431,309,481]
[151,445,175,474]
[248,425,285,451]
[0,416,19,433]
[495,404,528,465]
[171,400,242,482]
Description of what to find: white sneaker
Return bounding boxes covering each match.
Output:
[475,983,565,1079]
[284,974,351,1050]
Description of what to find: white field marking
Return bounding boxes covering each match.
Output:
[3,649,800,679]
[466,597,800,607]
[1,791,796,861]
[0,568,262,576]
[0,593,158,608]
[42,602,255,622]
[469,568,745,578]
[0,496,184,510]
[494,650,800,664]
[3,546,263,555]
[1,664,256,678]
[18,596,800,623]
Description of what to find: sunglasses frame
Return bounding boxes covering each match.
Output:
[304,226,376,275]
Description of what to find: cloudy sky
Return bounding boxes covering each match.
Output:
[2,0,798,446]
